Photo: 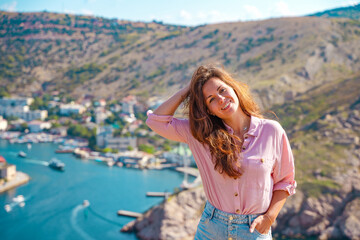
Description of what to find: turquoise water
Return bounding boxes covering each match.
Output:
[0,140,187,240]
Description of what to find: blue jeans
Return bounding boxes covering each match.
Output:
[195,201,272,240]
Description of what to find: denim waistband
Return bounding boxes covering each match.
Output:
[203,201,260,225]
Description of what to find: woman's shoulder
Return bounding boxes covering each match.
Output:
[260,118,285,134]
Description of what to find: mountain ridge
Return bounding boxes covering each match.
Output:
[1,10,360,110]
[309,3,360,20]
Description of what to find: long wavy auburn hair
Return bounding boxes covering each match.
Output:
[185,64,263,178]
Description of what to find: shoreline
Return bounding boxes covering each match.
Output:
[0,171,30,193]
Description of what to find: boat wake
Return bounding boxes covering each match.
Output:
[70,205,95,240]
[88,206,123,227]
[24,159,49,166]
[4,195,29,212]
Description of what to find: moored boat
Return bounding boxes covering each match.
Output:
[55,145,74,153]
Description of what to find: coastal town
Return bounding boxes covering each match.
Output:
[0,94,198,194]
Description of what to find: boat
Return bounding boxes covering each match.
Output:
[4,204,11,212]
[82,200,90,207]
[13,195,25,202]
[18,151,27,158]
[48,158,65,171]
[55,145,74,153]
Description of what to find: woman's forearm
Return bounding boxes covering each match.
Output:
[153,84,190,116]
[250,190,289,234]
[265,190,289,223]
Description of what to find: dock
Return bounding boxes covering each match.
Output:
[0,172,30,193]
[175,167,200,177]
[117,210,143,218]
[146,192,170,197]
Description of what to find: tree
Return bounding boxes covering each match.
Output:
[30,97,47,110]
[20,123,28,132]
[139,144,155,154]
[67,124,92,138]
[0,86,10,98]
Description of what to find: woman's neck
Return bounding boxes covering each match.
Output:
[223,109,250,137]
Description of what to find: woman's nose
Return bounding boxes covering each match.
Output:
[217,94,225,104]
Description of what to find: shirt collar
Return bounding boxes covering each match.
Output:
[223,115,261,137]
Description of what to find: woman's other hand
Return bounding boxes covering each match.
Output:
[249,214,273,234]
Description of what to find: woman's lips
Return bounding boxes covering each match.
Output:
[221,101,230,110]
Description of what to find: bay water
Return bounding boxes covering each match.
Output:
[0,140,187,240]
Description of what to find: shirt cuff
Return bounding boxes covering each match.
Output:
[146,110,174,122]
[273,181,297,196]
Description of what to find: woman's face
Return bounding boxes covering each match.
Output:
[202,77,240,120]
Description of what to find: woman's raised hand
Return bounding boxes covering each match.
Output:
[153,81,191,116]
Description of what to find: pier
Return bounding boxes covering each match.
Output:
[117,210,143,218]
[146,192,170,198]
[175,167,199,177]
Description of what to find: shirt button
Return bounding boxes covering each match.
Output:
[229,216,233,220]
[244,136,248,139]
[236,209,240,214]
[261,158,264,163]
[242,146,246,150]
[234,192,238,197]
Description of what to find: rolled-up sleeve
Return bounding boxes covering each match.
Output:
[272,130,297,196]
[146,110,190,143]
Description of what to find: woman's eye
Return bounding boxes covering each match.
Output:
[209,98,214,103]
[220,88,226,93]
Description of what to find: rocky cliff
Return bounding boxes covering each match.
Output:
[121,187,206,240]
[122,184,360,240]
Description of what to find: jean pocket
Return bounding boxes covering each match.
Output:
[253,228,271,238]
[199,210,211,223]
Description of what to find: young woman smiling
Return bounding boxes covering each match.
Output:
[146,64,296,240]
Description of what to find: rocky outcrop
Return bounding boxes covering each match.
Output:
[121,187,206,240]
[121,182,360,240]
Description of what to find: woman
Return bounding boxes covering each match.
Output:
[146,64,296,240]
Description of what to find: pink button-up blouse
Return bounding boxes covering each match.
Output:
[146,111,296,215]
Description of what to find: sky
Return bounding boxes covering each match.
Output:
[1,0,359,26]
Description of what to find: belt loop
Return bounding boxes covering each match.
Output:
[248,215,252,227]
[209,205,216,220]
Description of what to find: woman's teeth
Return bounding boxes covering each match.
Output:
[222,102,230,110]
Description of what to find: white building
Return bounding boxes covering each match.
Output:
[0,97,33,107]
[121,95,137,116]
[59,103,86,115]
[96,126,137,151]
[27,120,52,133]
[48,101,59,108]
[128,120,143,133]
[0,104,48,121]
[0,116,7,131]
[0,156,16,181]
[106,137,137,151]
[24,110,48,121]
[0,164,16,181]
[95,107,112,124]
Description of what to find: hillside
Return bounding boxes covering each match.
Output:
[1,6,360,239]
[274,73,360,196]
[1,10,360,109]
[309,3,360,20]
